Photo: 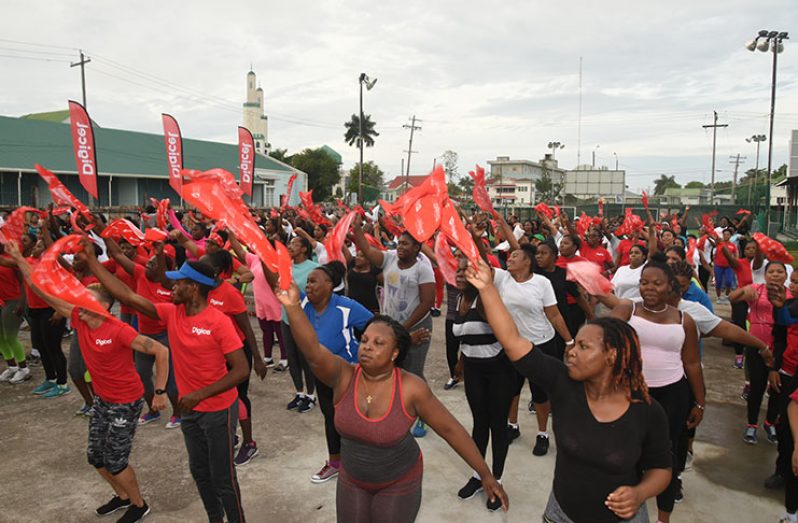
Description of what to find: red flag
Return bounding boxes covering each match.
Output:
[183,168,250,219]
[324,211,356,263]
[469,165,498,218]
[615,208,643,237]
[753,232,795,264]
[143,228,168,243]
[161,114,183,195]
[434,233,459,286]
[701,214,718,239]
[32,235,110,317]
[181,181,278,271]
[686,236,697,264]
[1,207,44,244]
[364,233,387,251]
[439,201,480,266]
[576,212,591,238]
[68,100,98,199]
[535,202,553,220]
[378,199,397,216]
[282,173,298,207]
[101,219,145,246]
[737,209,752,215]
[35,164,91,217]
[566,261,614,296]
[642,191,649,212]
[238,126,255,199]
[275,240,292,290]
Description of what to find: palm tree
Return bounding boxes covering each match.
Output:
[653,174,680,195]
[344,114,379,148]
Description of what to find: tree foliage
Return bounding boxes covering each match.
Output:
[269,148,289,163]
[346,161,385,200]
[535,167,563,203]
[344,114,379,149]
[653,175,681,195]
[288,147,341,201]
[684,181,705,189]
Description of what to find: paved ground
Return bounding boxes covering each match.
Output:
[0,299,788,522]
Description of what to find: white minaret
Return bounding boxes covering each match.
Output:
[242,69,269,153]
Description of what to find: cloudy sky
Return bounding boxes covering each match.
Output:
[2,0,797,193]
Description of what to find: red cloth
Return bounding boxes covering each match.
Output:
[71,308,143,404]
[731,259,753,288]
[208,282,247,341]
[783,323,798,376]
[556,255,587,304]
[154,302,242,412]
[133,264,172,335]
[579,244,612,270]
[23,258,48,309]
[714,241,736,268]
[0,257,20,301]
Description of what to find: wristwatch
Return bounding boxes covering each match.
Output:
[154,388,167,395]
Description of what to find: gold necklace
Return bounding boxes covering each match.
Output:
[360,370,391,404]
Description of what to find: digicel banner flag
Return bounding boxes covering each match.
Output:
[238,126,254,199]
[161,114,183,194]
[68,100,99,199]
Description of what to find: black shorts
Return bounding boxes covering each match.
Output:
[87,397,144,475]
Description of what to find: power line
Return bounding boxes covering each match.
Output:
[0,38,75,50]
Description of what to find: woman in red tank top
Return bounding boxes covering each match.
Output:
[277,283,508,521]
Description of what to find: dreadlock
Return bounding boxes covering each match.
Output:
[586,317,651,404]
[671,260,694,280]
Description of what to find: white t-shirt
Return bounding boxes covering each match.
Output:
[380,250,435,326]
[612,264,645,300]
[493,268,557,345]
[313,242,329,265]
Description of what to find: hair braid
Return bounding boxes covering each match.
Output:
[587,317,651,404]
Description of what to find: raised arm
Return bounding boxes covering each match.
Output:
[170,229,200,259]
[227,230,248,265]
[496,215,520,253]
[5,241,74,318]
[352,218,385,268]
[103,236,136,275]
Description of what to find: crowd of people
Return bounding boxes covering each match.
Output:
[1,196,798,523]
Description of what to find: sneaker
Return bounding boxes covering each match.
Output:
[457,477,483,500]
[74,404,92,417]
[95,495,131,516]
[507,424,520,444]
[779,515,798,523]
[310,461,339,483]
[443,378,459,390]
[298,396,316,413]
[743,425,758,445]
[234,442,259,467]
[684,450,694,471]
[274,362,289,372]
[138,411,161,426]
[528,400,536,413]
[116,501,150,523]
[486,493,503,512]
[42,384,71,399]
[430,307,442,317]
[765,471,786,489]
[287,394,303,410]
[674,487,684,504]
[0,367,18,382]
[411,420,428,438]
[765,423,778,444]
[234,434,241,449]
[533,434,550,456]
[32,380,57,395]
[165,416,182,429]
[741,383,751,401]
[264,358,275,368]
[27,354,41,367]
[733,355,744,369]
[9,367,31,384]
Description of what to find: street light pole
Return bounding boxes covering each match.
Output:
[592,144,600,168]
[358,73,377,204]
[746,134,766,206]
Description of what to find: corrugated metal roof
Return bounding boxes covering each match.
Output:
[0,115,295,178]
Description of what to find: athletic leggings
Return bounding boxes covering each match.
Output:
[400,316,433,382]
[317,380,340,456]
[336,456,423,523]
[258,318,286,361]
[745,346,779,426]
[282,321,315,395]
[236,342,253,422]
[565,303,585,341]
[444,319,460,379]
[134,332,178,398]
[68,332,86,381]
[773,373,798,512]
[463,351,516,478]
[698,265,711,293]
[731,301,749,357]
[28,307,67,384]
[0,299,24,364]
[648,377,690,514]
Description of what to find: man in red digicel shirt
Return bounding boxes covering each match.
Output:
[9,242,168,523]
[86,250,250,523]
[579,228,615,275]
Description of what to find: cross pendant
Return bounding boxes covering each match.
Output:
[366,395,373,404]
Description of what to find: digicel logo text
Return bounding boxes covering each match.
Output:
[156,288,171,297]
[240,142,252,184]
[210,298,224,307]
[75,121,95,177]
[95,339,112,346]
[192,326,211,336]
[167,131,181,181]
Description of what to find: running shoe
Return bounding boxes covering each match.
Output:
[779,515,798,523]
[165,416,182,429]
[443,378,459,390]
[674,487,684,504]
[0,367,18,382]
[743,425,758,445]
[138,411,161,426]
[42,384,71,399]
[765,472,785,489]
[507,424,520,444]
[528,400,536,413]
[533,434,550,456]
[740,383,751,401]
[311,461,339,483]
[457,477,483,500]
[95,495,131,516]
[486,493,503,512]
[286,394,303,410]
[32,380,56,395]
[411,420,428,438]
[116,501,150,523]
[684,450,694,471]
[234,442,259,467]
[27,354,41,367]
[274,362,289,372]
[430,307,441,317]
[765,423,778,444]
[298,396,316,413]
[733,355,744,369]
[234,434,241,449]
[9,367,31,384]
[264,358,275,368]
[74,404,93,417]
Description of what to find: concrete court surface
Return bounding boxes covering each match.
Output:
[0,300,787,522]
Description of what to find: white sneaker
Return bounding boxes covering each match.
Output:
[9,367,31,384]
[0,367,18,382]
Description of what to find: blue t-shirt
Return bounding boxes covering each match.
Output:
[301,292,373,363]
[684,281,714,313]
[281,259,320,323]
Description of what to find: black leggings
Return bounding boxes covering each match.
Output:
[648,378,690,514]
[317,380,341,456]
[746,346,779,426]
[565,303,585,340]
[463,351,516,479]
[775,373,798,512]
[28,307,67,385]
[444,319,459,379]
[282,321,315,395]
[731,302,749,357]
[236,342,253,420]
[698,265,711,292]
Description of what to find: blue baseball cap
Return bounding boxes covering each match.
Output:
[165,262,219,288]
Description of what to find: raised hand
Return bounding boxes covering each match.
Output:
[465,257,492,290]
[275,282,301,307]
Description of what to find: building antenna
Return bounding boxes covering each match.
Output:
[577,56,582,168]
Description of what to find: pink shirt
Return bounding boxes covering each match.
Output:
[246,252,281,321]
[628,305,687,388]
[747,284,791,347]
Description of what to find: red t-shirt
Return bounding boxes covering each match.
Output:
[154,303,242,412]
[579,244,613,270]
[110,256,149,315]
[208,282,247,341]
[732,258,753,288]
[23,258,49,309]
[133,264,172,334]
[783,322,798,376]
[71,308,143,404]
[615,239,645,267]
[715,242,737,268]
[79,274,100,287]
[0,257,21,301]
[556,255,587,304]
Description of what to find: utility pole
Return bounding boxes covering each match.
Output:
[702,111,728,205]
[403,115,421,190]
[729,154,746,204]
[70,50,91,108]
